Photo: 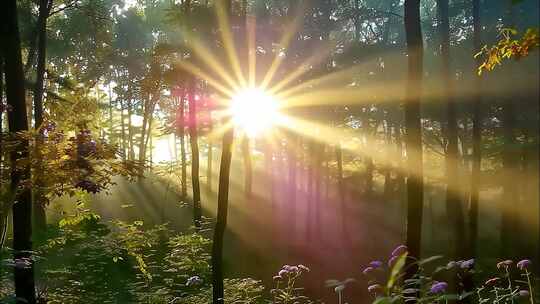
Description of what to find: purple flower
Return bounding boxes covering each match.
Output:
[497,260,513,269]
[430,281,448,294]
[369,260,383,268]
[516,259,531,270]
[518,290,530,297]
[278,269,288,277]
[391,245,408,257]
[460,259,475,269]
[288,266,299,273]
[362,266,374,275]
[298,264,310,272]
[367,284,382,293]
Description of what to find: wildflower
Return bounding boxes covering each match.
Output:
[335,285,345,293]
[497,260,513,269]
[298,264,310,272]
[516,259,531,270]
[391,245,408,257]
[369,260,383,268]
[288,266,299,273]
[518,290,530,297]
[186,275,202,286]
[367,284,382,293]
[460,259,475,269]
[273,275,282,281]
[430,281,448,294]
[362,266,374,275]
[485,277,500,286]
[278,269,288,277]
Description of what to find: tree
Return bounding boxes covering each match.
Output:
[437,0,465,259]
[241,134,252,197]
[211,1,234,302]
[404,0,424,277]
[468,0,482,260]
[32,0,54,231]
[0,0,37,302]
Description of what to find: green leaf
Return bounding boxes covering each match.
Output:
[387,253,407,290]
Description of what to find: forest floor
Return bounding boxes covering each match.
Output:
[48,155,535,303]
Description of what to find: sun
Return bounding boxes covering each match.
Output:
[230,88,281,137]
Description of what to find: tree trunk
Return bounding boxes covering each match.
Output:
[0,56,6,250]
[32,0,52,232]
[437,0,465,259]
[241,135,252,197]
[468,0,482,260]
[336,142,347,234]
[288,133,297,237]
[211,126,234,304]
[207,119,213,192]
[188,80,202,229]
[120,98,127,161]
[179,96,188,198]
[1,0,37,301]
[127,95,135,161]
[404,0,424,279]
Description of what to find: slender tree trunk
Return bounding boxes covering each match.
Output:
[468,0,482,260]
[306,139,314,241]
[288,133,297,237]
[32,0,51,232]
[120,98,127,161]
[241,135,252,197]
[211,125,233,304]
[1,0,37,301]
[127,95,134,161]
[404,0,424,280]
[437,0,465,258]
[336,142,347,235]
[354,0,361,41]
[177,95,188,198]
[188,80,202,229]
[207,119,213,191]
[0,56,7,250]
[383,119,394,197]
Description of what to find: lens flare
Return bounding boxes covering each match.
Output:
[230,88,280,137]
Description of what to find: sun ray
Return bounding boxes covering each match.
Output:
[259,5,306,90]
[214,1,247,87]
[266,40,338,95]
[181,32,241,91]
[174,60,234,97]
[246,15,257,88]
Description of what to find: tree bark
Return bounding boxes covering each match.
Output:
[188,80,202,229]
[178,95,188,198]
[1,0,37,301]
[211,124,234,304]
[404,0,424,280]
[32,0,52,232]
[241,135,252,197]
